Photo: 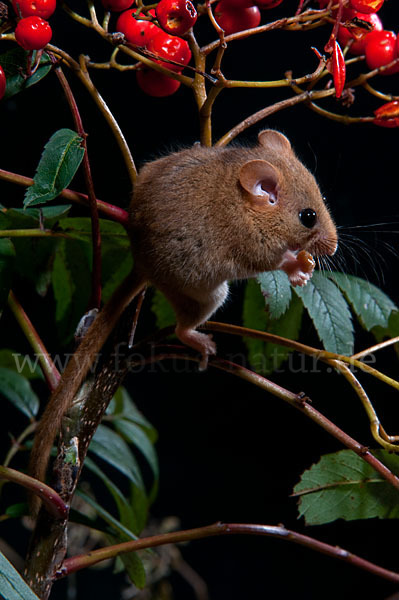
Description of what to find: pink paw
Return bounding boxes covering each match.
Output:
[278,250,315,287]
[175,326,216,370]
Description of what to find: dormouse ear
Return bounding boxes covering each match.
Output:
[258,129,291,154]
[239,159,279,204]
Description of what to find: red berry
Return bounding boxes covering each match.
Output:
[373,100,399,127]
[12,0,56,19]
[338,11,382,55]
[14,16,52,50]
[156,0,197,36]
[214,1,261,34]
[116,9,161,46]
[254,0,283,8]
[102,0,134,10]
[0,65,6,100]
[349,0,384,14]
[220,0,254,8]
[136,67,180,96]
[147,31,191,72]
[365,29,399,74]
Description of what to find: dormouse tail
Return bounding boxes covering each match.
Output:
[29,269,146,514]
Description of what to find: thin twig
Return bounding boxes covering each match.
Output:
[8,291,60,391]
[59,521,399,583]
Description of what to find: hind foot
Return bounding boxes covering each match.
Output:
[175,326,216,371]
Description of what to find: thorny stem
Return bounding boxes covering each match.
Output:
[0,167,130,227]
[7,291,60,391]
[52,57,103,310]
[60,521,399,583]
[0,466,67,519]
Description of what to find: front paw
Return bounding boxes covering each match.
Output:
[279,250,315,287]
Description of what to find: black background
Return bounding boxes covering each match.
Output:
[1,0,399,598]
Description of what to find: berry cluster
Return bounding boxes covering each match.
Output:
[12,0,55,50]
[336,1,399,74]
[112,0,194,97]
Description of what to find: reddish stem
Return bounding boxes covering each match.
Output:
[60,521,399,584]
[8,291,60,391]
[0,168,129,228]
[51,56,102,310]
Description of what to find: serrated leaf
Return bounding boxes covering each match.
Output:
[0,238,15,306]
[90,424,145,489]
[151,289,175,329]
[0,551,40,599]
[257,270,292,319]
[327,272,397,331]
[0,367,39,418]
[84,456,138,534]
[294,272,354,355]
[24,129,84,208]
[0,350,43,380]
[293,449,399,525]
[243,280,303,374]
[1,48,52,99]
[114,419,159,481]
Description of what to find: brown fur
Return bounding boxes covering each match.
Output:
[29,130,338,511]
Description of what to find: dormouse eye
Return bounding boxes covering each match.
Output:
[299,208,317,229]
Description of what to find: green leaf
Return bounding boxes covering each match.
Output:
[242,279,268,373]
[51,238,91,342]
[0,349,43,380]
[108,388,157,441]
[24,129,84,208]
[0,367,39,418]
[243,280,303,374]
[294,272,354,355]
[293,449,399,525]
[257,270,292,319]
[0,206,71,230]
[102,250,133,303]
[76,488,138,542]
[90,424,145,489]
[0,550,40,599]
[114,419,159,481]
[151,289,175,329]
[0,238,16,307]
[327,272,397,331]
[5,503,27,518]
[57,217,129,243]
[84,456,138,534]
[109,536,146,589]
[1,48,52,99]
